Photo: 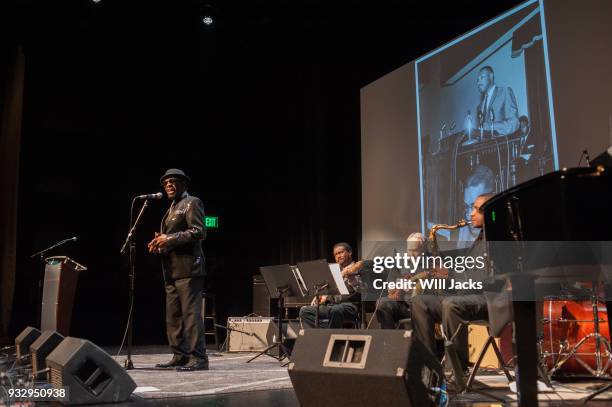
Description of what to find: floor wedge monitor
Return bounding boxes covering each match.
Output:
[288,329,445,407]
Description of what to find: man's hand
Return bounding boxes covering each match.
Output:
[148,233,170,253]
[341,261,362,279]
[310,295,328,306]
[430,266,449,279]
[387,289,401,301]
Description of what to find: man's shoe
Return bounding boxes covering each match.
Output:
[176,358,209,371]
[155,355,188,368]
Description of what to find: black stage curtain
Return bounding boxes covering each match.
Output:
[0,43,25,345]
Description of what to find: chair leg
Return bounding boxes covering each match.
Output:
[466,334,514,391]
[490,335,513,383]
[211,294,219,350]
[441,322,466,367]
[466,335,493,390]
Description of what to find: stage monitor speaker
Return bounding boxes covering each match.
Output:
[46,337,136,405]
[288,329,445,407]
[15,326,41,359]
[31,330,65,379]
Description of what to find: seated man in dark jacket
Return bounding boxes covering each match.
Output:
[375,233,427,329]
[411,192,504,371]
[299,242,362,328]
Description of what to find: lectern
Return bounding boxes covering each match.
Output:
[41,256,87,336]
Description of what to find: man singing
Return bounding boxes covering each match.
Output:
[148,168,208,371]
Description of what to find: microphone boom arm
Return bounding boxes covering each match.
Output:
[30,237,77,258]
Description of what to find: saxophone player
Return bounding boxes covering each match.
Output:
[411,192,496,371]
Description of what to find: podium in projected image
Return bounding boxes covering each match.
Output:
[41,256,87,336]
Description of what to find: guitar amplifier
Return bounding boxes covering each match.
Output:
[227,317,299,353]
[228,317,275,352]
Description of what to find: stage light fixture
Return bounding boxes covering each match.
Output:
[200,2,215,28]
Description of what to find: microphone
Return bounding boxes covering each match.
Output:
[136,192,163,200]
[584,150,591,166]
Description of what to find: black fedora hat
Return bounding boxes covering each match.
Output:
[160,168,191,185]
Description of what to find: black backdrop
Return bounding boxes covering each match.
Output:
[4,0,523,345]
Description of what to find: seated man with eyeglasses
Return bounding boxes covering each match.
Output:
[411,192,505,371]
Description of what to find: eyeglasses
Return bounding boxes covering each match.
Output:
[162,178,179,187]
[471,204,484,214]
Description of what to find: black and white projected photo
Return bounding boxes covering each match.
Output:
[415,0,558,244]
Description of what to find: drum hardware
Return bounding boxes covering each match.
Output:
[541,284,612,378]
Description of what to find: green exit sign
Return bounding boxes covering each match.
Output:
[205,216,219,228]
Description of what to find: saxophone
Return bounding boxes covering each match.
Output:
[428,219,469,256]
[408,219,471,296]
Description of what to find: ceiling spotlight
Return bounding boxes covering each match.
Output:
[200,2,216,28]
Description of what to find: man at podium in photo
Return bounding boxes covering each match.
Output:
[147,168,208,371]
[299,243,362,328]
[476,65,519,136]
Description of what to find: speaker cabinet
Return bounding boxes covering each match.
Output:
[288,329,444,407]
[15,326,41,359]
[46,337,136,405]
[30,330,65,379]
[252,275,271,317]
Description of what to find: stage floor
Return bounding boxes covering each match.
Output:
[109,346,612,406]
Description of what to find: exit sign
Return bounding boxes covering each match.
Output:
[205,216,219,228]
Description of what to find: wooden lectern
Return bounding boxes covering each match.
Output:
[41,256,86,336]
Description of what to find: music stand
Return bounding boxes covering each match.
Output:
[296,259,349,328]
[247,264,303,363]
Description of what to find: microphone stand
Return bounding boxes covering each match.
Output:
[120,199,150,370]
[312,282,329,328]
[30,237,77,329]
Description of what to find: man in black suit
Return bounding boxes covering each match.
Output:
[148,168,208,371]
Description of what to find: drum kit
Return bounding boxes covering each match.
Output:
[539,283,612,378]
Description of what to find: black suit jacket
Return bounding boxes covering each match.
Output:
[160,192,206,281]
[476,86,519,136]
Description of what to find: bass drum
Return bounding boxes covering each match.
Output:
[542,296,611,376]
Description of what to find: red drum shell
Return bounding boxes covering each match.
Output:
[542,298,610,375]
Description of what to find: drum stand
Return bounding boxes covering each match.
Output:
[543,285,612,379]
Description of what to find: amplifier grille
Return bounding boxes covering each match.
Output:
[50,367,63,389]
[32,350,39,374]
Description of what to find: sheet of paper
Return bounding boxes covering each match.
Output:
[292,267,308,296]
[329,263,350,295]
